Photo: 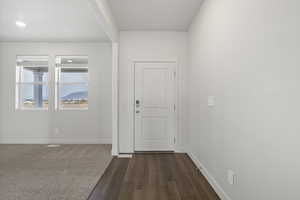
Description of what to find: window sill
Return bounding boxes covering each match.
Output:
[16,108,49,111]
[57,108,89,111]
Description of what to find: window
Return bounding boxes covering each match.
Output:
[16,56,49,110]
[55,56,88,110]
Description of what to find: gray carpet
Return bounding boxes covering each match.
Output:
[0,144,112,200]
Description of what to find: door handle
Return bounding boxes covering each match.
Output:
[136,100,140,107]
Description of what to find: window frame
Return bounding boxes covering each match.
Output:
[15,55,49,111]
[55,56,89,111]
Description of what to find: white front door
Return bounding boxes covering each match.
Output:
[134,62,176,151]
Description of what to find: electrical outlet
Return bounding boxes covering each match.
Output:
[227,170,235,185]
[54,128,60,135]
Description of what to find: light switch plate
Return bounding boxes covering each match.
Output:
[227,170,235,185]
[208,96,215,107]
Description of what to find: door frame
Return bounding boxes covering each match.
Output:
[132,59,178,152]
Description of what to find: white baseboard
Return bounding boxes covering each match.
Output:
[118,154,132,158]
[0,137,112,144]
[188,152,232,200]
[175,145,186,153]
[111,148,119,156]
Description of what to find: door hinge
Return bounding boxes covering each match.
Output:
[174,104,176,111]
[174,137,176,144]
[174,71,176,78]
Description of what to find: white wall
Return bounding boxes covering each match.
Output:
[0,45,3,135]
[188,0,300,200]
[0,42,112,144]
[118,31,188,153]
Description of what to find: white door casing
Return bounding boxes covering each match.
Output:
[134,62,176,151]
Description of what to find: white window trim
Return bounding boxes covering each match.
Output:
[55,57,89,111]
[15,57,49,111]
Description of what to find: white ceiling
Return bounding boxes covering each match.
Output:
[108,0,203,31]
[0,0,110,42]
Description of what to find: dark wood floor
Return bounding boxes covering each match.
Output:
[87,153,220,200]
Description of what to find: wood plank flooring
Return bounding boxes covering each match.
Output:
[87,153,220,200]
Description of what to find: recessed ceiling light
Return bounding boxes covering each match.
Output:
[16,20,26,28]
[67,59,73,63]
